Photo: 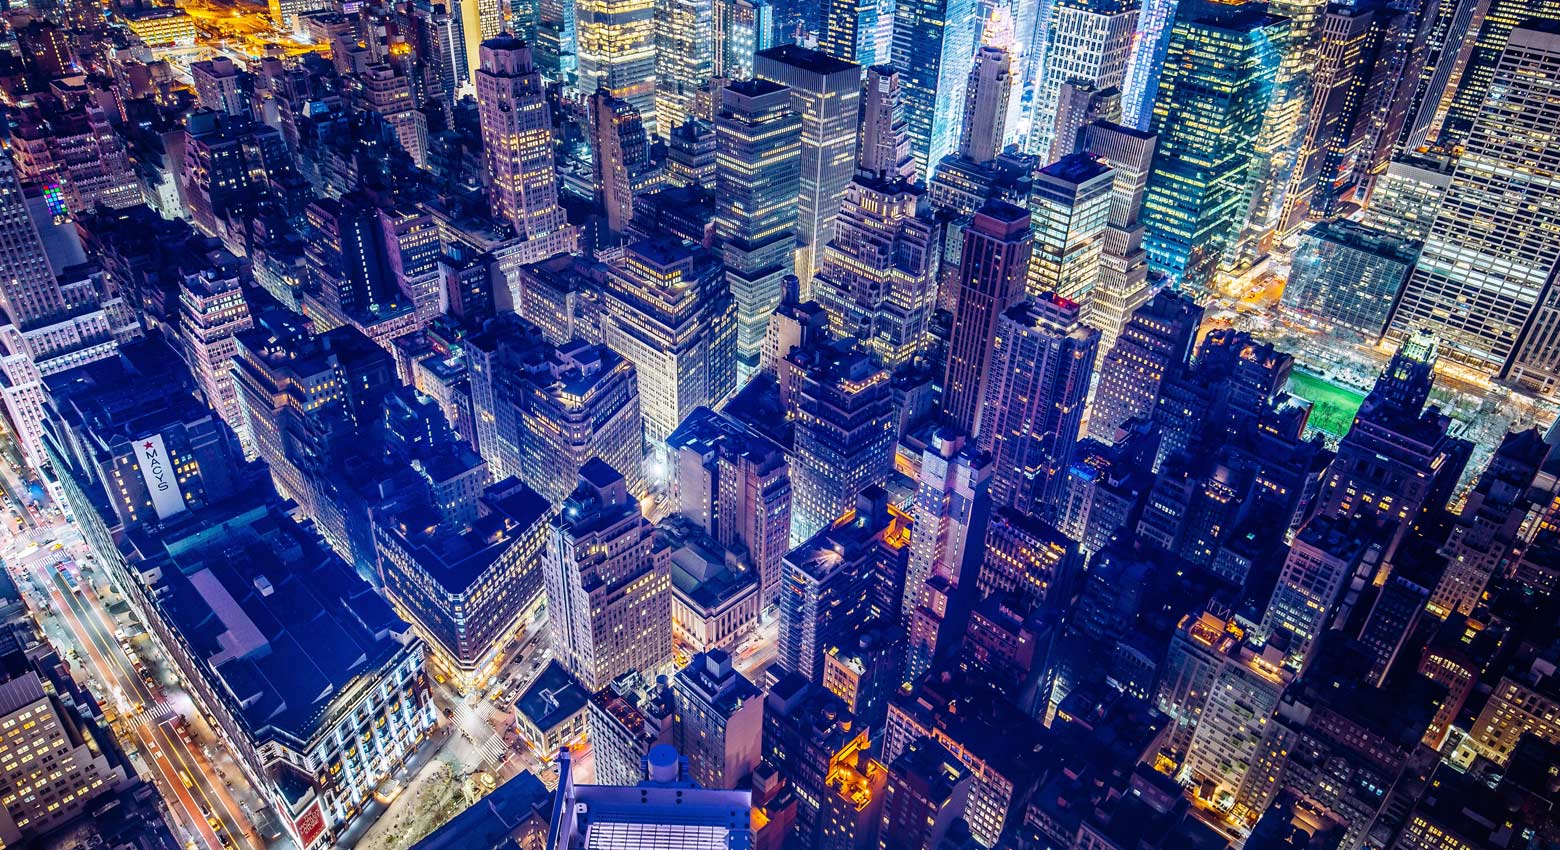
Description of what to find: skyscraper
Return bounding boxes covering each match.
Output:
[654,0,714,138]
[517,340,645,505]
[715,79,801,371]
[903,429,990,627]
[1081,120,1156,355]
[475,36,574,255]
[960,45,1014,165]
[790,341,896,543]
[942,201,1033,438]
[0,154,67,329]
[1120,0,1180,130]
[575,0,658,134]
[820,0,879,65]
[1088,288,1202,443]
[1439,0,1560,143]
[1140,5,1286,288]
[1025,153,1114,308]
[756,45,862,289]
[812,67,938,370]
[858,65,917,181]
[543,459,671,692]
[1283,219,1418,339]
[981,294,1099,517]
[893,0,977,179]
[1386,21,1560,393]
[671,650,764,789]
[601,238,738,459]
[589,86,653,233]
[1026,0,1136,161]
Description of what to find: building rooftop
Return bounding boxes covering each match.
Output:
[516,661,590,734]
[756,43,860,76]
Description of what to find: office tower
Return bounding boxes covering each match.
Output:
[821,0,879,64]
[1440,0,1560,144]
[715,0,774,79]
[575,0,658,134]
[543,459,671,691]
[376,482,554,691]
[715,79,801,371]
[1278,0,1417,235]
[877,738,972,850]
[176,261,253,443]
[942,201,1032,438]
[1430,428,1545,618]
[414,0,469,107]
[858,65,917,181]
[668,407,792,607]
[303,194,409,326]
[1050,82,1123,160]
[1259,517,1382,672]
[812,72,938,369]
[1088,289,1202,443]
[1315,333,1471,562]
[179,111,293,237]
[790,341,896,543]
[362,64,428,167]
[0,670,126,846]
[475,36,572,251]
[893,0,977,178]
[191,56,245,115]
[599,238,738,457]
[654,0,714,138]
[518,340,645,505]
[1398,0,1488,150]
[902,431,990,680]
[763,273,830,378]
[1282,220,1418,339]
[536,0,577,80]
[1121,0,1177,130]
[1081,121,1156,355]
[1025,153,1113,307]
[548,746,753,847]
[981,294,1099,517]
[1177,626,1293,813]
[960,45,1013,164]
[1026,0,1136,161]
[1140,6,1286,289]
[666,119,718,189]
[756,45,862,289]
[0,156,68,330]
[779,488,911,678]
[1363,152,1455,241]
[1387,22,1560,392]
[671,650,764,788]
[764,672,876,844]
[589,87,653,233]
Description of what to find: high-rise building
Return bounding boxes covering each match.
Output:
[1088,289,1202,443]
[714,0,773,79]
[942,201,1032,438]
[790,340,896,543]
[376,481,554,691]
[812,70,938,370]
[475,36,575,257]
[960,45,1013,165]
[518,340,645,505]
[981,294,1099,518]
[575,0,658,134]
[714,79,801,371]
[176,260,253,444]
[756,45,862,289]
[671,649,764,789]
[548,745,754,847]
[1439,0,1560,144]
[543,460,671,691]
[653,0,714,138]
[599,237,738,457]
[1081,120,1156,355]
[1362,151,1455,242]
[361,64,429,167]
[1120,0,1179,130]
[858,65,917,182]
[0,671,126,846]
[1026,0,1136,161]
[1025,153,1113,308]
[902,430,990,678]
[893,0,977,179]
[1386,21,1560,393]
[668,406,792,607]
[191,56,245,115]
[666,118,719,189]
[876,738,972,850]
[1140,5,1286,288]
[820,0,880,64]
[589,87,655,234]
[1283,219,1418,339]
[1259,516,1382,672]
[0,155,68,330]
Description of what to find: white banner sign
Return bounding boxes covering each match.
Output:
[135,433,186,520]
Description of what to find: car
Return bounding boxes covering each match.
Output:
[179,770,194,789]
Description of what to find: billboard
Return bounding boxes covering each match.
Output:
[293,801,326,848]
[134,433,186,520]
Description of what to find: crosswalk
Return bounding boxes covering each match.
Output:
[136,700,176,725]
[476,734,509,765]
[453,700,512,766]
